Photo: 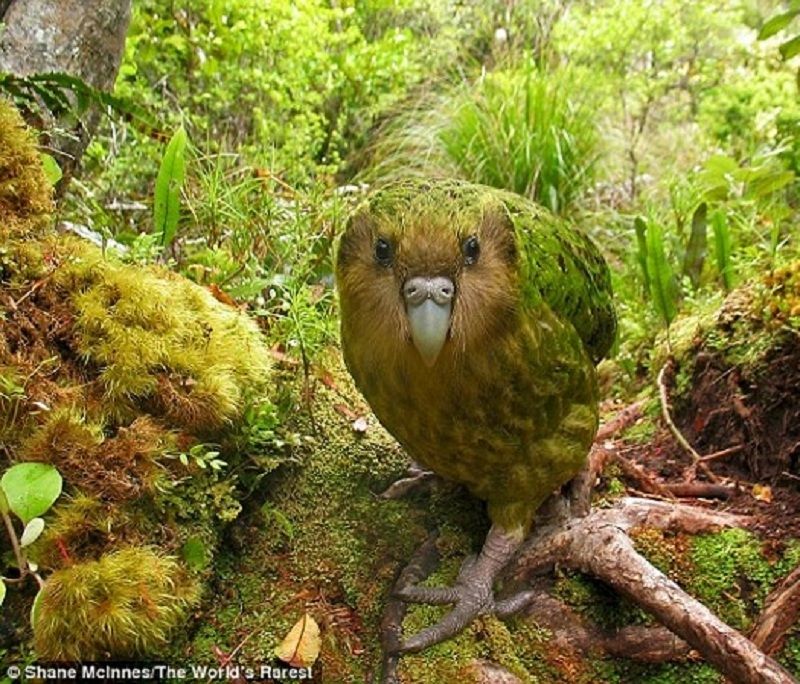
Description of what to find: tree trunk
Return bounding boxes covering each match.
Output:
[0,0,132,190]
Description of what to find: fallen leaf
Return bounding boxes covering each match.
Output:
[208,283,239,308]
[752,484,772,503]
[334,403,358,421]
[275,613,321,668]
[318,371,338,390]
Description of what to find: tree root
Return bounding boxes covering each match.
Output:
[519,582,693,663]
[750,562,800,655]
[508,497,793,684]
[378,403,797,684]
[378,532,440,684]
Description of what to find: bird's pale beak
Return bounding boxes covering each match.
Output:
[403,276,454,366]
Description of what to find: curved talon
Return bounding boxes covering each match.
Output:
[495,589,537,618]
[399,591,491,653]
[388,525,528,657]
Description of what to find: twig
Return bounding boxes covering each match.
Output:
[657,360,720,483]
[700,444,745,463]
[1,508,26,579]
[663,482,735,500]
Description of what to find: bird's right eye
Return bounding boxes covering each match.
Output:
[374,238,393,267]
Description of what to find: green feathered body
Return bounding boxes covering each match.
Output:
[337,179,616,535]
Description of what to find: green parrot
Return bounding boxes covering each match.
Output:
[336,178,616,652]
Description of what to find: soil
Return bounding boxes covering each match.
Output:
[613,335,800,543]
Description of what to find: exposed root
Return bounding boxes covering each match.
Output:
[520,583,693,663]
[750,562,800,656]
[379,403,794,684]
[378,532,440,684]
[657,360,720,483]
[509,496,791,684]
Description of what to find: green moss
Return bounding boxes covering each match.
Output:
[689,529,800,631]
[780,633,800,673]
[619,394,659,445]
[54,244,272,431]
[34,547,200,660]
[0,98,53,237]
[611,661,722,684]
[553,570,649,632]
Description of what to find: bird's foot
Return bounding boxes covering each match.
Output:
[379,462,438,500]
[391,525,531,653]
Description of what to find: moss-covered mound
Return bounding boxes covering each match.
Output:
[0,100,53,236]
[671,263,800,480]
[0,98,273,661]
[33,548,200,661]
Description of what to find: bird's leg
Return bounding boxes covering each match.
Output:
[393,524,529,653]
[379,461,438,500]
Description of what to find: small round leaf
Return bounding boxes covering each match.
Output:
[20,517,45,548]
[30,587,44,627]
[1,463,62,524]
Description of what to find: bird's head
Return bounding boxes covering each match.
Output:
[336,183,520,369]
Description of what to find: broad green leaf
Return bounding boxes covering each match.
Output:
[153,125,189,247]
[39,154,62,186]
[0,488,8,515]
[634,216,650,295]
[0,463,62,524]
[747,170,795,199]
[780,34,800,59]
[275,613,321,668]
[20,517,45,548]
[0,579,5,608]
[181,536,208,571]
[711,210,734,292]
[645,220,679,329]
[682,202,708,288]
[758,10,800,40]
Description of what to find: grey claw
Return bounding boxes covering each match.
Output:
[379,471,437,499]
[399,597,485,653]
[495,589,537,618]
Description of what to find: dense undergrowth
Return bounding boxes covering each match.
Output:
[2,0,800,681]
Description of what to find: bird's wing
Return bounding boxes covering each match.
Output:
[501,192,617,363]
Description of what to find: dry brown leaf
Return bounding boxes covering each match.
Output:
[275,613,321,668]
[334,403,358,421]
[753,484,773,503]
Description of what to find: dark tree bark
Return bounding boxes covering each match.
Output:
[0,0,132,190]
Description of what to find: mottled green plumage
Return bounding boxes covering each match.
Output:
[337,178,615,534]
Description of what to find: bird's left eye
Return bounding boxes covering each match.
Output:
[462,236,480,265]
